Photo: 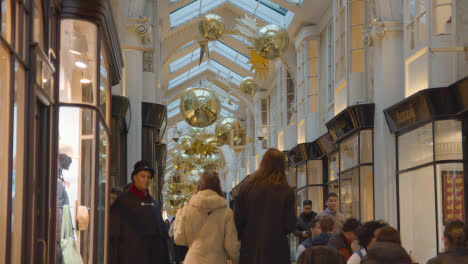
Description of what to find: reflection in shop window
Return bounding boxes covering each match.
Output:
[57,107,96,263]
[1,0,11,42]
[328,152,339,181]
[360,166,373,221]
[433,0,452,35]
[340,134,358,171]
[11,59,25,263]
[307,160,322,185]
[59,19,97,105]
[297,165,306,188]
[0,43,10,263]
[97,122,109,263]
[100,44,109,121]
[434,120,462,161]
[307,186,323,213]
[340,168,359,219]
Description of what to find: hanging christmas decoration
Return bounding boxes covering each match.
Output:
[180,87,221,128]
[240,76,258,95]
[199,14,225,41]
[254,24,289,60]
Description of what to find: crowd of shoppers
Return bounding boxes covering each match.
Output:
[109,151,468,264]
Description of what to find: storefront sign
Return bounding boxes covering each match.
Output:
[326,103,375,142]
[443,171,465,223]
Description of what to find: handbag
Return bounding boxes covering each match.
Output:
[61,205,84,264]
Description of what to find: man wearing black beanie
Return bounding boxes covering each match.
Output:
[109,160,169,264]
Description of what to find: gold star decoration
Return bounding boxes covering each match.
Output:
[249,49,269,80]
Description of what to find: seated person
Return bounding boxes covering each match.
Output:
[427,220,468,264]
[296,216,334,259]
[347,220,387,264]
[328,218,361,260]
[297,246,346,264]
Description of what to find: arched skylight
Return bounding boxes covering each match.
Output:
[169,0,295,29]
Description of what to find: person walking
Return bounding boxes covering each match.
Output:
[295,200,318,243]
[109,160,169,264]
[316,192,345,233]
[234,148,296,264]
[427,220,468,264]
[173,172,240,264]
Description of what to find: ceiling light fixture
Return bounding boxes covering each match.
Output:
[80,71,91,84]
[75,61,87,69]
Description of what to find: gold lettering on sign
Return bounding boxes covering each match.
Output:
[393,103,416,124]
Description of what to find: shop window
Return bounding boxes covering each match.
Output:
[398,123,433,170]
[1,0,11,43]
[340,134,358,171]
[97,122,109,263]
[307,186,324,213]
[261,97,268,126]
[0,43,10,262]
[59,20,98,105]
[297,188,308,215]
[297,164,306,189]
[433,0,452,36]
[396,119,464,262]
[360,130,373,163]
[308,39,318,113]
[340,168,359,219]
[288,166,296,187]
[100,43,110,122]
[307,160,322,185]
[436,163,464,253]
[328,152,339,182]
[399,166,437,263]
[434,120,462,161]
[58,107,97,263]
[360,166,373,221]
[10,59,25,263]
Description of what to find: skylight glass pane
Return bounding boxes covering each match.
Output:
[222,101,239,111]
[169,0,225,28]
[286,0,303,4]
[169,61,209,89]
[170,48,201,72]
[230,94,240,103]
[168,100,180,110]
[169,0,294,29]
[220,108,234,117]
[210,60,243,85]
[168,108,180,118]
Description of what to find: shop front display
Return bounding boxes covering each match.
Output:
[326,103,375,221]
[384,77,468,264]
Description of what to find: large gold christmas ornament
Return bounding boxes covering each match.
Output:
[215,117,240,137]
[240,76,258,95]
[254,24,289,60]
[180,88,221,127]
[199,14,225,41]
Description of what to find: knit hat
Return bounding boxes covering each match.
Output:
[131,160,155,182]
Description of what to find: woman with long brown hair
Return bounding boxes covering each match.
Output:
[234,148,296,264]
[173,172,240,264]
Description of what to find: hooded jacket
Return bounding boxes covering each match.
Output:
[361,242,413,264]
[173,189,240,264]
[426,246,468,264]
[295,212,318,243]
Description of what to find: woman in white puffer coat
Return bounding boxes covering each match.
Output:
[173,172,240,264]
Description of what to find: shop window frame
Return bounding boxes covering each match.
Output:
[395,118,466,257]
[325,128,375,221]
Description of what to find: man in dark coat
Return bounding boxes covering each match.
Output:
[109,160,169,264]
[361,241,413,264]
[234,183,296,264]
[295,200,318,243]
[427,220,468,264]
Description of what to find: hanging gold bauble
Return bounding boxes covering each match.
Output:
[199,14,225,41]
[254,24,289,60]
[240,76,258,95]
[215,117,240,138]
[181,137,195,155]
[180,87,221,128]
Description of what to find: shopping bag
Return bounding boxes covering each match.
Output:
[61,205,83,264]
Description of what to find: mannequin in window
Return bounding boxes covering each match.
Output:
[56,153,72,264]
